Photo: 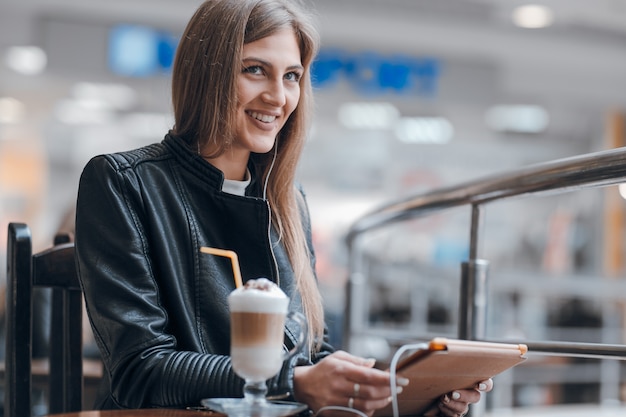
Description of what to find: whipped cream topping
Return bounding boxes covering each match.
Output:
[243,278,282,293]
[229,278,288,313]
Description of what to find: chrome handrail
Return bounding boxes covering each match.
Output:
[346,146,626,244]
[492,340,626,360]
[344,146,626,368]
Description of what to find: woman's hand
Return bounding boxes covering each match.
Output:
[293,350,408,416]
[424,378,494,417]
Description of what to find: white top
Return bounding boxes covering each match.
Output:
[221,169,251,196]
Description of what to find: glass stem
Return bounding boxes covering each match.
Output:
[243,380,268,404]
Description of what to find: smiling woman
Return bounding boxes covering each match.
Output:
[75,0,331,411]
[73,1,490,416]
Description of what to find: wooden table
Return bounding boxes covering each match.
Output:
[43,408,224,417]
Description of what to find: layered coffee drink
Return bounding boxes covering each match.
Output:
[202,278,307,413]
[229,278,289,382]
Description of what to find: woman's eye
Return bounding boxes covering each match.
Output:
[243,65,263,75]
[285,71,302,82]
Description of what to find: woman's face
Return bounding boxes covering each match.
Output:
[234,28,303,156]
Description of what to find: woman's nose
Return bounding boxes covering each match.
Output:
[261,80,287,107]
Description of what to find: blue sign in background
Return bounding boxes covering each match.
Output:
[108,25,177,77]
[108,25,440,96]
[312,48,440,96]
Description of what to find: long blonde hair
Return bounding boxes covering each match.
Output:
[171,0,324,351]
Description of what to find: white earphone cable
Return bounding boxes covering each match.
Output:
[389,342,429,417]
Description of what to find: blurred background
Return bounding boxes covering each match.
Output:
[1,0,626,415]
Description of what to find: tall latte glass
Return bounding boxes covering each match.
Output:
[203,278,307,416]
[229,278,293,383]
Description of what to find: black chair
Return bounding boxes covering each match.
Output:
[5,222,83,416]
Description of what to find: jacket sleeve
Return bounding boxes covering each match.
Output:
[75,155,244,409]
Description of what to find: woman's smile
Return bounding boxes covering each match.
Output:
[246,111,278,124]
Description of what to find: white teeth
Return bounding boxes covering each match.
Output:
[248,111,276,123]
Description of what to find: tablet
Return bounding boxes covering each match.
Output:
[375,338,528,416]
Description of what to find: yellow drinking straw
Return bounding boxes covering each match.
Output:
[200,247,244,289]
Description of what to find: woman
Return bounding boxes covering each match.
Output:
[75,0,491,415]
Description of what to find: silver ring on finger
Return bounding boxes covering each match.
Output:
[348,397,354,408]
[353,383,360,398]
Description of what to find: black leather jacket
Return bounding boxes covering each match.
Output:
[75,133,334,410]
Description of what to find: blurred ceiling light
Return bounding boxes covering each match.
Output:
[485,104,549,133]
[72,82,138,111]
[512,5,554,29]
[394,117,453,144]
[54,99,114,125]
[619,184,626,200]
[5,46,47,75]
[338,102,399,129]
[0,97,26,124]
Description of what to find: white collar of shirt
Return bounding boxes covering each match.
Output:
[221,169,251,196]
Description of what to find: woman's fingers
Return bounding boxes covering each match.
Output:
[437,381,492,417]
[350,395,394,413]
[438,392,469,417]
[311,351,411,414]
[331,350,377,368]
[294,352,397,414]
[297,352,496,417]
[476,378,494,392]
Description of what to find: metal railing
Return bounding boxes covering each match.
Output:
[344,147,626,412]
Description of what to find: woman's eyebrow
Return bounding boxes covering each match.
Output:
[242,57,303,72]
